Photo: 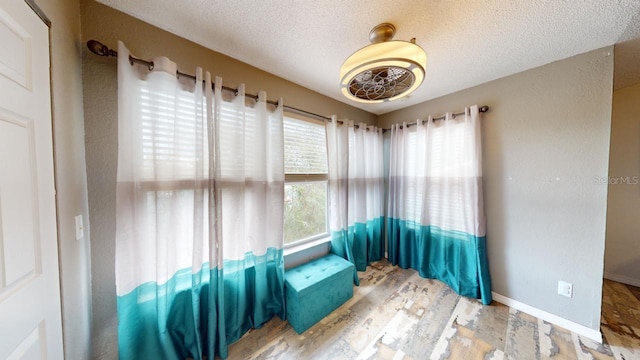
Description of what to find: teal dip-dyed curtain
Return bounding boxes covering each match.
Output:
[326,118,385,285]
[387,106,492,304]
[115,42,285,359]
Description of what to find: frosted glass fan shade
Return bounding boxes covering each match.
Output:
[340,41,427,103]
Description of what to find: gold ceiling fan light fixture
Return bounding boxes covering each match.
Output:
[340,23,427,103]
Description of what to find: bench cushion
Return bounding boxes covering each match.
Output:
[285,254,354,334]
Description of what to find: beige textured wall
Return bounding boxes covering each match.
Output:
[604,82,640,287]
[79,1,376,357]
[37,0,92,358]
[379,48,614,331]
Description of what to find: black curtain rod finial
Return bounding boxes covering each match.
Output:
[87,40,117,57]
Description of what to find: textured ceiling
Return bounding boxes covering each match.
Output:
[96,0,640,115]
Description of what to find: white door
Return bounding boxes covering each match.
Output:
[0,0,64,359]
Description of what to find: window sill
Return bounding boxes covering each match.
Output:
[284,236,331,256]
[284,236,332,270]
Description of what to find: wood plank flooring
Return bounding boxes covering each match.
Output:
[226,260,640,359]
[601,280,640,360]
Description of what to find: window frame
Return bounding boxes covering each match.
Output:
[282,113,330,249]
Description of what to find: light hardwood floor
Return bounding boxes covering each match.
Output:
[227,260,640,359]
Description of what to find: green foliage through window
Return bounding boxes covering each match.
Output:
[284,182,327,244]
[283,116,329,245]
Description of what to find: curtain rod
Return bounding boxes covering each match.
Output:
[86,40,488,131]
[86,40,333,123]
[381,105,490,133]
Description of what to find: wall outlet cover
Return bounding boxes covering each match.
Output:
[558,280,573,298]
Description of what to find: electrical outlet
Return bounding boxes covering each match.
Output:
[558,280,573,298]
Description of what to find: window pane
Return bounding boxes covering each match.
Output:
[284,182,327,244]
[284,117,328,174]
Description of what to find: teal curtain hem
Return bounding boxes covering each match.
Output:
[387,218,492,305]
[117,248,285,360]
[330,216,384,286]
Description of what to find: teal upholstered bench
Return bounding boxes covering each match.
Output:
[285,254,355,334]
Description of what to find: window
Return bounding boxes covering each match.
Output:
[283,115,329,245]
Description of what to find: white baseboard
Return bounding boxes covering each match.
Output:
[604,272,640,287]
[491,292,602,343]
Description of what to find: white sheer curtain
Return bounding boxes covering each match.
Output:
[115,41,285,360]
[327,118,384,284]
[326,116,349,252]
[115,48,209,297]
[210,77,286,354]
[387,105,491,304]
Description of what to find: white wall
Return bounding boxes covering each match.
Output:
[378,48,614,331]
[604,81,640,287]
[37,0,92,358]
